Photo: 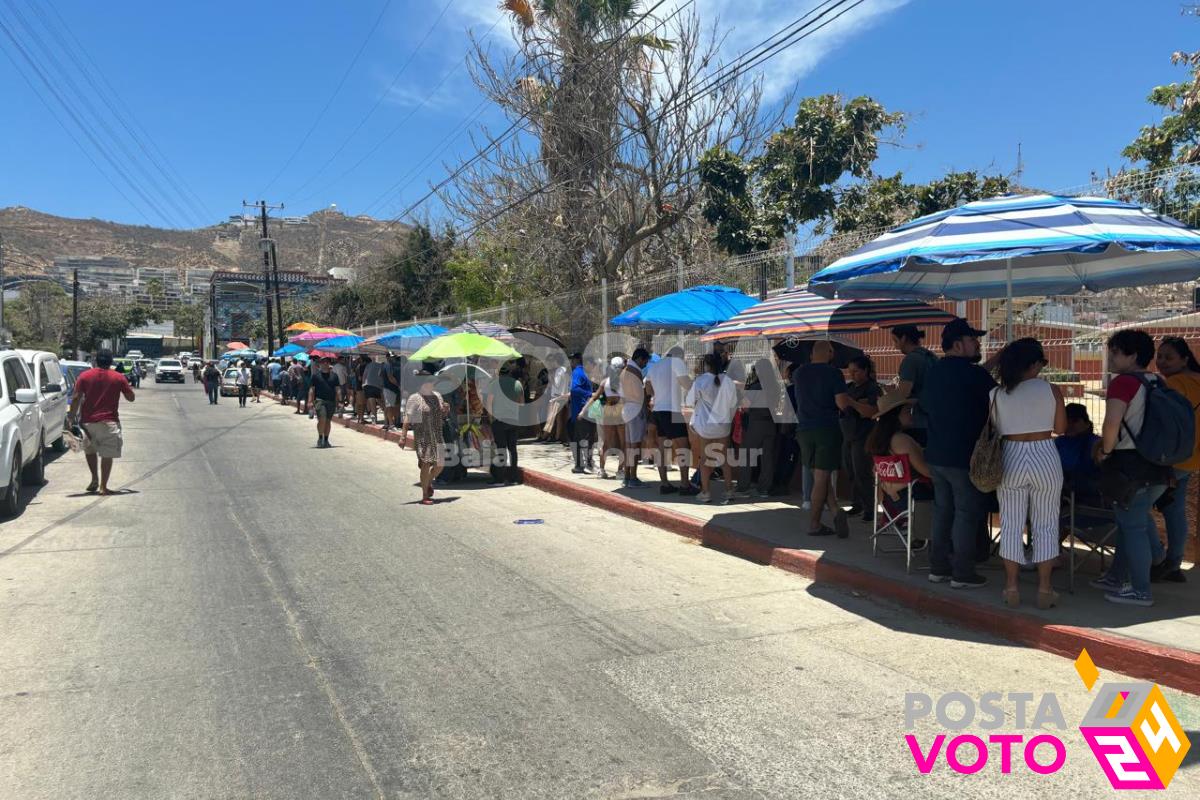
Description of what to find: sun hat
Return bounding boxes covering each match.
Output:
[874,391,916,419]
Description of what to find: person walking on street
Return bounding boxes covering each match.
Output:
[309,357,341,448]
[1152,336,1200,583]
[269,359,283,395]
[921,317,996,590]
[645,346,695,495]
[202,361,220,405]
[794,341,855,537]
[67,350,135,495]
[990,338,1066,610]
[841,355,882,520]
[235,361,250,408]
[400,364,449,505]
[539,354,571,444]
[486,361,524,485]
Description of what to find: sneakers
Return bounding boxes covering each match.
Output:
[696,492,711,503]
[950,575,988,589]
[928,573,951,584]
[1105,586,1154,607]
[1089,573,1122,592]
[1162,568,1187,583]
[801,501,812,510]
[598,469,609,480]
[626,477,645,488]
[659,484,679,495]
[571,466,586,474]
[678,485,700,497]
[733,488,753,499]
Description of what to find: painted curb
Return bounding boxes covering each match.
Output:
[264,392,1200,695]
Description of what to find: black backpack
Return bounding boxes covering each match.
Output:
[1122,372,1197,466]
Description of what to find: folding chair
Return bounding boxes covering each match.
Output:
[872,454,921,573]
[1061,488,1118,592]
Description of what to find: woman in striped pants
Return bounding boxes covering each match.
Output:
[990,339,1067,609]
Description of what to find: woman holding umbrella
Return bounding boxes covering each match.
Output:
[399,363,450,505]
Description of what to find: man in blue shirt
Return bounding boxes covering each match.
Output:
[568,353,596,473]
[920,318,996,589]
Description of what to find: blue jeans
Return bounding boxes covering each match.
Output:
[929,464,985,580]
[206,380,218,404]
[1111,484,1167,594]
[1153,469,1191,571]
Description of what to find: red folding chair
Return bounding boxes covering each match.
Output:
[872,454,919,573]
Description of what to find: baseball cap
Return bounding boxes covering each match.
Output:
[941,317,987,351]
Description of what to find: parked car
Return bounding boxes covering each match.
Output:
[220,368,241,397]
[60,360,90,406]
[17,350,67,453]
[155,359,185,383]
[0,351,45,517]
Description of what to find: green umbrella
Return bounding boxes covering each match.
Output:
[409,332,520,362]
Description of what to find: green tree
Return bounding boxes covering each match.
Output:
[4,282,71,351]
[699,94,905,254]
[1114,50,1200,225]
[832,171,1013,234]
[75,296,151,353]
[169,302,205,350]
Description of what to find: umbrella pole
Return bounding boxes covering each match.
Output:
[1005,255,1014,343]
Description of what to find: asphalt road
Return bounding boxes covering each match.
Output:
[2,379,1197,799]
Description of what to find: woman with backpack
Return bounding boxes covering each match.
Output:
[1094,330,1175,607]
[988,338,1066,609]
[1153,336,1200,583]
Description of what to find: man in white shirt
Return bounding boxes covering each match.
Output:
[538,354,571,445]
[644,346,697,495]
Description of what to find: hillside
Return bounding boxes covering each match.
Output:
[0,206,407,276]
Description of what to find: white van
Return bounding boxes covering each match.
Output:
[0,351,45,517]
[18,350,68,452]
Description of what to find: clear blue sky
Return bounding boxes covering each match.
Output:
[0,0,1190,229]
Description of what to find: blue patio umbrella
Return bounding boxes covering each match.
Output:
[375,323,448,352]
[610,285,759,330]
[310,334,364,352]
[273,343,304,357]
[809,194,1200,301]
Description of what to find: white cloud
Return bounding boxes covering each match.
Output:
[454,0,910,100]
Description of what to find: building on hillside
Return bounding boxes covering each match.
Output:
[50,256,209,311]
[207,269,344,355]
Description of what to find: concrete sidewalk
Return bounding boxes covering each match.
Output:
[264,393,1200,694]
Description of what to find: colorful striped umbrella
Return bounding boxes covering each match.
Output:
[374,324,448,353]
[808,194,1200,299]
[309,334,364,352]
[288,327,353,346]
[700,289,955,341]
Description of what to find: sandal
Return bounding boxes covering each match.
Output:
[806,525,838,537]
[1037,590,1059,610]
[1002,588,1020,608]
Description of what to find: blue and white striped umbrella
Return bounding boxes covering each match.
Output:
[808,194,1200,299]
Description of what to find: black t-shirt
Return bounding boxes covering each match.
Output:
[794,362,847,430]
[311,370,341,402]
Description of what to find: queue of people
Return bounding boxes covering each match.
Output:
[228,319,1199,611]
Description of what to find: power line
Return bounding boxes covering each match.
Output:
[280,0,456,204]
[259,0,395,197]
[370,0,863,250]
[0,16,155,224]
[39,0,215,224]
[1,2,186,227]
[360,0,690,240]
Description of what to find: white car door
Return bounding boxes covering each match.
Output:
[37,357,68,435]
[2,358,39,456]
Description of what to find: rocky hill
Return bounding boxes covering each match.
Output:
[0,206,407,276]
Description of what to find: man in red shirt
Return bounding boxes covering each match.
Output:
[68,350,135,494]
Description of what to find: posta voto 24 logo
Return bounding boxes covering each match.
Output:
[903,649,1191,789]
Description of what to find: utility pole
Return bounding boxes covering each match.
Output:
[243,200,283,355]
[269,238,284,347]
[72,269,80,360]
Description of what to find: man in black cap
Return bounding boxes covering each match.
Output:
[919,317,996,589]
